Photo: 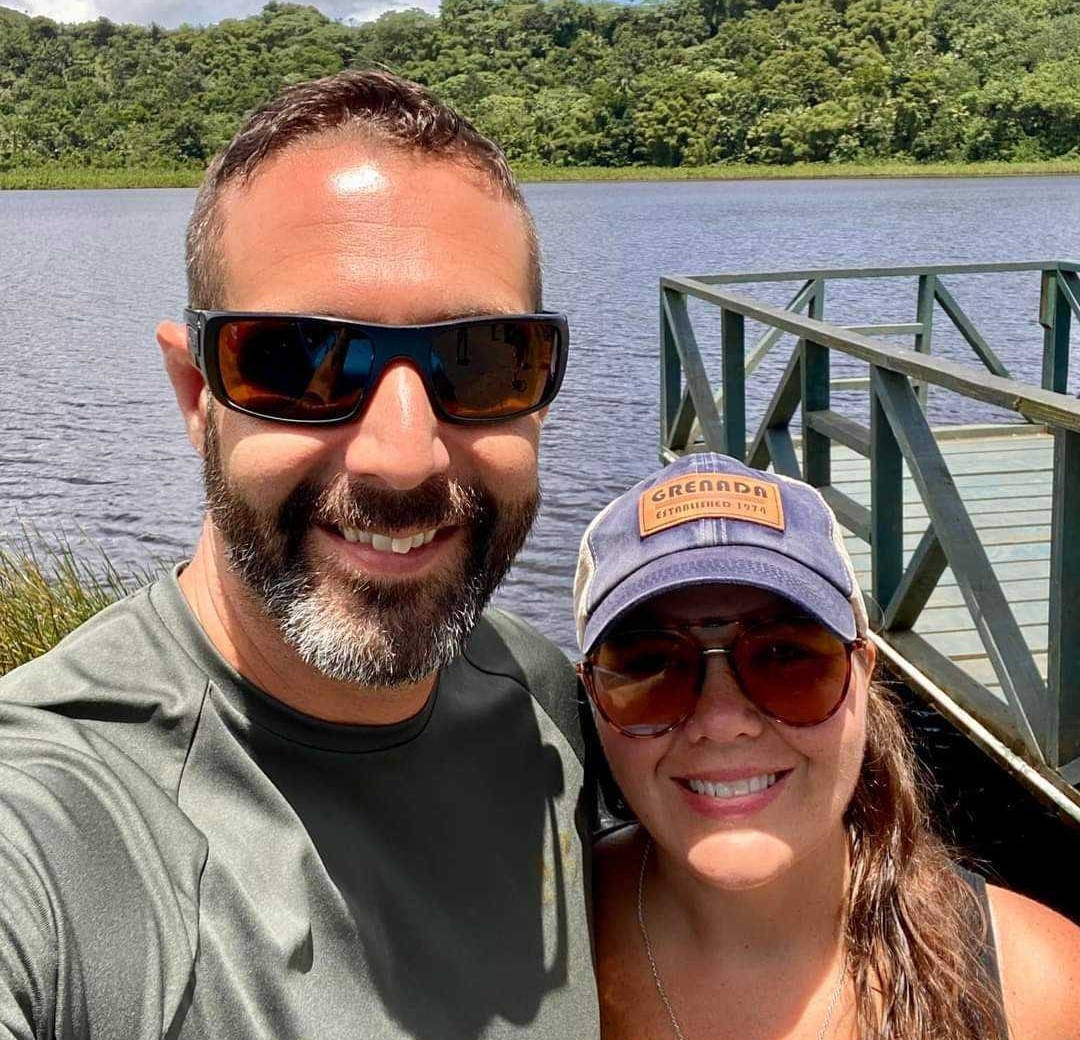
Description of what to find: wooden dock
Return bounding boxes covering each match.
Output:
[657,262,1080,824]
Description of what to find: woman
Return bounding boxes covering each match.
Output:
[574,452,1080,1040]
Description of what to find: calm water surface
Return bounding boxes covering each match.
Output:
[3,177,1080,652]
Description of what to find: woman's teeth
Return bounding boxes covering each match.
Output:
[340,527,438,553]
[686,774,777,799]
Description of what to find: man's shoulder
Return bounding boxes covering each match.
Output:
[464,607,583,762]
[0,575,210,788]
[0,693,205,1040]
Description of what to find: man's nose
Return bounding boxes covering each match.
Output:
[341,360,451,490]
[682,652,766,743]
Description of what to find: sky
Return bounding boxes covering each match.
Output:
[5,0,437,27]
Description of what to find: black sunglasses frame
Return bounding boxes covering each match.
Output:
[577,618,866,737]
[184,308,570,427]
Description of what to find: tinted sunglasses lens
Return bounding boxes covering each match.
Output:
[735,619,851,725]
[217,319,373,421]
[430,320,560,420]
[590,632,697,736]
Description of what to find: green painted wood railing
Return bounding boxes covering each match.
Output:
[659,261,1080,781]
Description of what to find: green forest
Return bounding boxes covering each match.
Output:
[2,0,1080,175]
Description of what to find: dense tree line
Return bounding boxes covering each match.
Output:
[2,0,1080,169]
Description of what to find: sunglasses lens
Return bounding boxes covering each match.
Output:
[735,619,851,725]
[590,631,697,736]
[430,320,560,420]
[217,319,373,421]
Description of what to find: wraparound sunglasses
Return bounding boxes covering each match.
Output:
[184,309,569,426]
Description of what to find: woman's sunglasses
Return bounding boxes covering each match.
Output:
[184,309,569,426]
[578,617,865,737]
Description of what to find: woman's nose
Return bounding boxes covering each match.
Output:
[682,650,767,743]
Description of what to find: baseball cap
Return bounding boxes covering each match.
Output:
[574,452,869,654]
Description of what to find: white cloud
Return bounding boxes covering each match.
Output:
[10,0,439,27]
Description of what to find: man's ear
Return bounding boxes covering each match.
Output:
[157,320,208,454]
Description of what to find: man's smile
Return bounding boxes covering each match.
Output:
[314,521,463,577]
[339,525,439,553]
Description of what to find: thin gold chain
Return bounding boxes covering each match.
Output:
[635,837,847,1040]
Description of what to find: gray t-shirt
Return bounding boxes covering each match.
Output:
[0,572,598,1039]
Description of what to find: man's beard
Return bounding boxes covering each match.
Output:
[201,410,539,688]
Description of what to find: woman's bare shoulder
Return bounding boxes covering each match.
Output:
[595,823,641,862]
[593,823,644,905]
[987,884,1080,1040]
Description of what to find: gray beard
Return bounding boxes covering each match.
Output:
[201,409,539,688]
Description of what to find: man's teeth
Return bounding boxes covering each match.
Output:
[686,774,777,799]
[340,527,438,553]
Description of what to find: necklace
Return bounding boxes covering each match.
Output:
[636,837,847,1040]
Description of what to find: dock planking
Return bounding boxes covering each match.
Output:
[830,424,1053,704]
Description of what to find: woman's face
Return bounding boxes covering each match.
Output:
[593,584,876,890]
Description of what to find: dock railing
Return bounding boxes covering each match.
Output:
[659,261,1080,813]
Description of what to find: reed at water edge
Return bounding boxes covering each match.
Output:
[0,534,157,676]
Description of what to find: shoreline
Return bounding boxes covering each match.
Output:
[3,159,1080,191]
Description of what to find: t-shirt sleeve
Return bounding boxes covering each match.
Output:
[0,827,56,1039]
[0,705,205,1040]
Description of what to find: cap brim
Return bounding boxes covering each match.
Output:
[581,544,857,653]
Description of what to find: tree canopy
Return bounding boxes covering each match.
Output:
[2,0,1079,170]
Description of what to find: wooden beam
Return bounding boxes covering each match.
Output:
[676,260,1058,286]
[885,630,1028,755]
[883,525,948,631]
[748,347,802,471]
[819,486,871,543]
[764,428,802,478]
[745,278,814,378]
[830,376,871,392]
[805,409,871,457]
[1058,269,1080,323]
[934,279,1010,379]
[658,277,1080,433]
[843,323,924,337]
[661,290,726,453]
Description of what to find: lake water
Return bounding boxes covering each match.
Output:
[3,176,1080,652]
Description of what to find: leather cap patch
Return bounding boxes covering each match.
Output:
[639,472,785,536]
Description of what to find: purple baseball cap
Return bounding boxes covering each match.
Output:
[574,453,868,654]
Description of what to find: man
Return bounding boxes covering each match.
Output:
[0,71,597,1039]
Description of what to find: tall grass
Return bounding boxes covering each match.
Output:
[0,535,158,676]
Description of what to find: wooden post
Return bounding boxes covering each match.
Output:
[1041,270,1072,394]
[1048,428,1080,766]
[802,340,830,488]
[800,275,830,485]
[660,287,682,457]
[721,309,746,462]
[913,273,935,409]
[870,366,904,627]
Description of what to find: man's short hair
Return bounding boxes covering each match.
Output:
[186,69,541,310]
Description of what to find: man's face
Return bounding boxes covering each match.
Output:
[200,140,543,687]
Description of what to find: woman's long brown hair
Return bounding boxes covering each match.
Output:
[843,682,1008,1038]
